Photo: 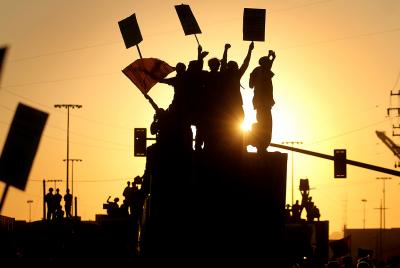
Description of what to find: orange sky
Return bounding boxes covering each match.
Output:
[0,0,399,238]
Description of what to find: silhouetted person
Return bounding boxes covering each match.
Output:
[300,187,310,215]
[64,188,72,218]
[158,61,192,152]
[306,197,315,222]
[285,204,292,222]
[186,45,208,151]
[120,199,130,217]
[219,41,254,153]
[160,62,187,115]
[291,200,302,221]
[313,205,320,221]
[44,187,55,220]
[202,44,231,152]
[249,50,276,153]
[54,188,63,219]
[106,196,120,217]
[123,181,131,200]
[131,176,145,226]
[127,179,139,216]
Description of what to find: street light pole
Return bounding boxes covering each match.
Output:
[63,158,82,216]
[54,104,82,191]
[361,199,367,229]
[374,199,385,260]
[282,141,303,205]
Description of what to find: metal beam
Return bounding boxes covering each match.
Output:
[270,143,400,177]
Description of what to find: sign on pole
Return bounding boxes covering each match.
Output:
[175,4,202,36]
[0,103,48,190]
[243,8,266,41]
[118,13,143,49]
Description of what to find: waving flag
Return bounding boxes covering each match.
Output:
[122,58,174,94]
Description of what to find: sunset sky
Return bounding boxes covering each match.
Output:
[0,0,399,238]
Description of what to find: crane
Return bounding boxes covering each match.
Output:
[375,131,400,167]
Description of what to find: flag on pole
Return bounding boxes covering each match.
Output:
[122,58,174,94]
[175,4,201,35]
[118,13,143,49]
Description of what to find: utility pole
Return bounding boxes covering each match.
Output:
[361,199,367,229]
[376,177,391,229]
[374,200,387,260]
[54,104,82,192]
[282,141,303,205]
[27,200,33,222]
[63,158,82,216]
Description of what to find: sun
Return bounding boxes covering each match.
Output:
[241,121,253,132]
[241,99,257,132]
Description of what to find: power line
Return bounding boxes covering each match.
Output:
[307,118,391,146]
[0,71,119,89]
[0,89,138,132]
[0,119,132,152]
[11,41,121,62]
[282,27,400,50]
[271,0,337,13]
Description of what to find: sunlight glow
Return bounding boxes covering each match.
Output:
[241,121,252,132]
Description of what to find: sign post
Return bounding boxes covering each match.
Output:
[118,13,159,111]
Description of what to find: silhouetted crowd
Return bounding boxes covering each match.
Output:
[150,42,276,154]
[285,179,321,223]
[44,187,73,220]
[104,176,145,223]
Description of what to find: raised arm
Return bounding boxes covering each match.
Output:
[220,43,231,71]
[268,50,276,68]
[239,41,254,77]
[197,45,208,70]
